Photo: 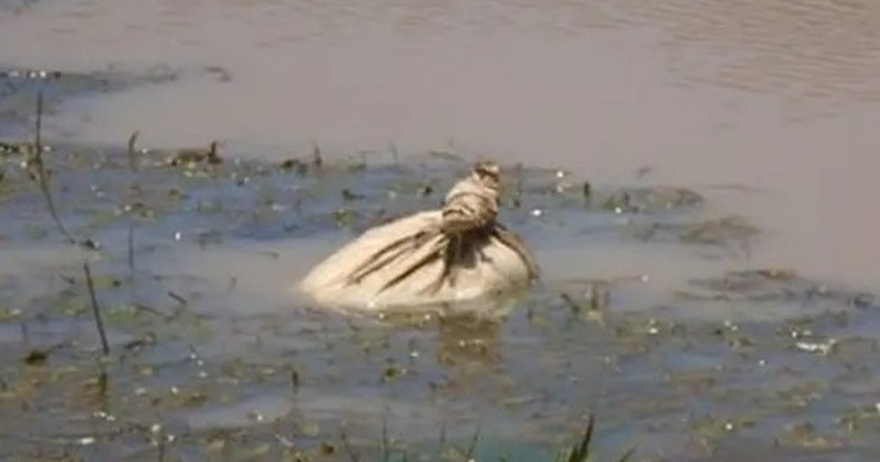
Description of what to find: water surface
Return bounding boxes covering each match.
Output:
[1,1,879,460]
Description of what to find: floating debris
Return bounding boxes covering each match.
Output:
[601,186,704,213]
[278,157,308,175]
[166,141,222,167]
[678,268,856,304]
[678,215,760,245]
[297,161,540,311]
[0,141,48,156]
[23,349,49,365]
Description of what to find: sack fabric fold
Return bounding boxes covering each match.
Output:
[295,161,540,310]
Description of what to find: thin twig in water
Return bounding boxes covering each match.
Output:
[127,131,140,172]
[92,358,109,406]
[131,303,167,319]
[156,433,166,462]
[566,415,595,462]
[560,292,583,314]
[312,141,323,169]
[340,429,361,462]
[617,446,638,462]
[465,425,481,461]
[380,417,390,462]
[34,89,42,148]
[83,262,110,355]
[514,163,524,208]
[151,399,167,462]
[126,131,139,297]
[167,291,187,305]
[29,91,109,354]
[389,141,400,164]
[127,222,135,293]
[290,369,300,395]
[19,320,29,346]
[31,90,74,244]
[438,421,447,448]
[565,414,637,462]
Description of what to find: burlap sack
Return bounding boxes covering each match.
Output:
[295,161,539,311]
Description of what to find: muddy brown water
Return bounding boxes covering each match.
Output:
[0,1,879,461]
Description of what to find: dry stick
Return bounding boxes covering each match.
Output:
[84,262,110,355]
[389,141,400,164]
[19,321,29,345]
[312,141,323,168]
[126,131,140,172]
[464,425,481,461]
[156,429,166,462]
[340,429,361,462]
[94,358,109,402]
[566,415,595,462]
[148,398,168,462]
[127,222,135,292]
[32,90,74,244]
[438,421,447,448]
[32,91,110,355]
[126,132,140,297]
[289,369,300,396]
[167,291,187,305]
[513,163,524,208]
[380,417,390,462]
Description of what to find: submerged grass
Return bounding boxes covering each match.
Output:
[1,71,878,462]
[28,90,74,245]
[26,90,110,356]
[1,114,652,462]
[561,416,636,462]
[299,415,633,462]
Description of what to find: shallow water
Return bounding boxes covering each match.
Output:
[2,0,879,289]
[0,143,877,461]
[1,0,880,460]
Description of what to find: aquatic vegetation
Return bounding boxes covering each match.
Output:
[677,215,759,245]
[597,186,704,214]
[0,67,177,138]
[560,416,636,462]
[0,78,878,462]
[679,268,861,305]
